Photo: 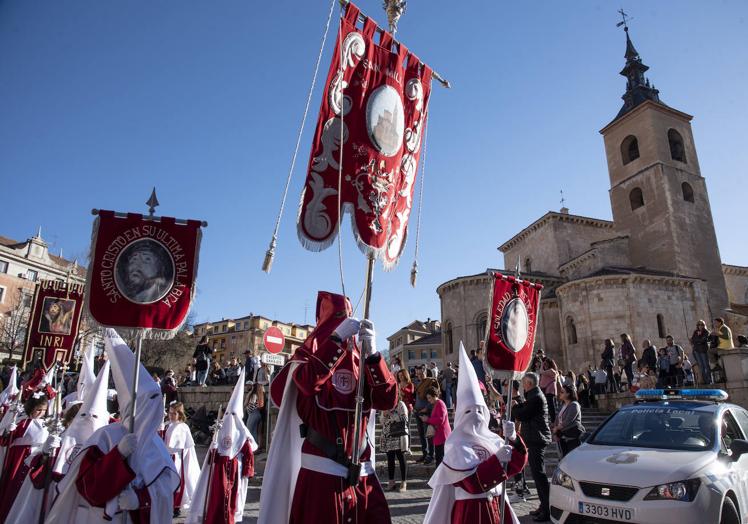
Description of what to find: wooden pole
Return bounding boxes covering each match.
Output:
[350,255,375,475]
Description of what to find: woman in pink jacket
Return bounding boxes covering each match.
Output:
[420,387,451,466]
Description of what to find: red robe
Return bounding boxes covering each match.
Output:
[202,440,254,524]
[283,335,398,524]
[451,443,528,524]
[0,419,36,521]
[75,445,152,523]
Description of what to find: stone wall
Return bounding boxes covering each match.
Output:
[723,265,748,305]
[559,236,631,281]
[179,386,238,413]
[439,273,493,366]
[556,274,710,375]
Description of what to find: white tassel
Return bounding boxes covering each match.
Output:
[410,261,418,288]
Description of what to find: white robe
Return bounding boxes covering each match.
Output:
[165,421,200,511]
[45,422,179,524]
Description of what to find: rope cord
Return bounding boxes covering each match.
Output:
[412,115,430,265]
[336,11,347,299]
[264,0,336,255]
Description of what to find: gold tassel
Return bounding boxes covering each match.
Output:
[410,261,418,288]
[262,238,277,273]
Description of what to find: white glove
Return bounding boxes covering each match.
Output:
[43,435,61,454]
[503,421,517,442]
[333,317,360,342]
[496,444,513,463]
[117,433,137,458]
[358,319,376,356]
[118,486,139,511]
[8,422,17,433]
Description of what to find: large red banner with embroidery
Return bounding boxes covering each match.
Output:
[86,210,202,335]
[485,273,543,374]
[297,2,432,269]
[23,280,85,371]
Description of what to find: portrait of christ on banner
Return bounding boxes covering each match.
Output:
[114,238,174,304]
[39,297,75,335]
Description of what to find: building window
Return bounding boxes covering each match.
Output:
[668,129,687,163]
[444,322,454,355]
[475,312,488,344]
[244,321,249,329]
[27,269,38,282]
[0,287,5,303]
[682,182,694,203]
[566,316,578,345]
[0,260,8,273]
[22,293,32,308]
[431,350,438,358]
[657,314,666,339]
[629,187,645,210]
[524,258,532,273]
[407,350,416,360]
[621,135,640,165]
[421,350,428,360]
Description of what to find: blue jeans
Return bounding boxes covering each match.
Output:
[444,384,453,410]
[247,409,263,441]
[693,352,712,384]
[196,365,209,386]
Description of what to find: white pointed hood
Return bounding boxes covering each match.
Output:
[54,361,111,474]
[0,366,19,407]
[42,364,56,387]
[216,367,257,459]
[429,342,505,487]
[76,338,97,404]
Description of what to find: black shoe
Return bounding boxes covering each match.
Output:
[532,513,550,522]
[423,456,433,464]
[530,508,541,516]
[173,509,181,518]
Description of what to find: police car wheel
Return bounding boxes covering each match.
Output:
[720,497,740,524]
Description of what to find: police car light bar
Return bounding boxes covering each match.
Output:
[635,389,729,402]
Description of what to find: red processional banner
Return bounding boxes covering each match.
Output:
[297,2,433,269]
[86,210,202,335]
[23,280,85,371]
[485,273,543,374]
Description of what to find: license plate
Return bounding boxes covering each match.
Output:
[578,501,634,521]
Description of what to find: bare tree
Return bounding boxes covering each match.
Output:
[139,312,197,373]
[0,289,33,362]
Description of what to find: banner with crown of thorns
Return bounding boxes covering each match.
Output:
[297,2,433,270]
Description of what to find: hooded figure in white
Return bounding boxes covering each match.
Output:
[0,366,19,416]
[424,343,527,524]
[187,366,257,524]
[46,329,179,524]
[164,400,201,515]
[7,361,111,524]
[62,339,97,408]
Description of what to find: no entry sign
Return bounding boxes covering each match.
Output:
[263,326,285,354]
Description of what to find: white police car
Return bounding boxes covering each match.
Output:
[549,389,748,524]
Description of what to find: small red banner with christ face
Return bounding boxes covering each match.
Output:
[23,280,85,371]
[297,2,433,269]
[86,210,202,335]
[485,273,543,374]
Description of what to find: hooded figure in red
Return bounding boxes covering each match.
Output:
[258,291,398,524]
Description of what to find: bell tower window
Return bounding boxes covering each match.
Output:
[668,129,687,163]
[682,182,695,203]
[566,316,578,345]
[629,187,645,210]
[621,135,640,165]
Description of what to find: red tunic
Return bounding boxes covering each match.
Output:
[0,419,34,521]
[202,440,254,524]
[451,442,528,524]
[75,445,152,523]
[288,336,397,524]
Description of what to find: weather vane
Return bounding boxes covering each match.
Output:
[560,189,566,209]
[616,8,633,31]
[383,0,407,34]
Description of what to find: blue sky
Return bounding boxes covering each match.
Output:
[1,1,746,348]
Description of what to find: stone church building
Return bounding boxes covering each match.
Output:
[438,29,748,373]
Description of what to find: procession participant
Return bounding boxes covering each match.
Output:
[187,366,256,524]
[7,361,111,523]
[0,392,50,521]
[62,341,97,408]
[258,291,398,524]
[165,401,200,518]
[45,329,179,523]
[424,343,527,524]
[0,365,19,419]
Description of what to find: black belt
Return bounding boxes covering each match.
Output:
[300,423,366,487]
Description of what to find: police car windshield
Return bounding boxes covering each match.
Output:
[590,405,716,451]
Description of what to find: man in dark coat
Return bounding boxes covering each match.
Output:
[192,336,212,387]
[512,372,552,522]
[641,339,658,372]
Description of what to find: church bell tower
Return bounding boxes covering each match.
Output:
[599,24,729,315]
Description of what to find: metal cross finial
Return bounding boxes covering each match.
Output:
[146,187,160,217]
[616,8,632,31]
[560,189,566,209]
[383,0,407,35]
